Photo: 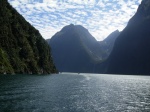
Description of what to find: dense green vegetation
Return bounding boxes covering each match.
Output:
[0,0,57,74]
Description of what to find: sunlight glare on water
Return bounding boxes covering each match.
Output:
[0,73,150,112]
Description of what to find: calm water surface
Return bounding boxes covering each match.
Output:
[0,73,150,112]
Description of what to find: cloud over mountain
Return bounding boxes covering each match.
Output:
[8,0,142,40]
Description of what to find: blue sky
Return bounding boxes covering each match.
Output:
[8,0,142,41]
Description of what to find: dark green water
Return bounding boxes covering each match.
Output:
[0,73,150,112]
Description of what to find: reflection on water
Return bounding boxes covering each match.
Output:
[0,74,150,112]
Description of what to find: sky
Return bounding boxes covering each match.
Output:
[8,0,142,41]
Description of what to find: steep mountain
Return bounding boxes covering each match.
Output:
[94,30,120,73]
[0,0,57,74]
[107,0,150,75]
[100,30,120,58]
[48,24,119,73]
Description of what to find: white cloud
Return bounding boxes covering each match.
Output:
[8,0,142,41]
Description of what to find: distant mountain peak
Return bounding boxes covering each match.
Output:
[54,24,90,39]
[70,23,74,26]
[48,24,119,73]
[115,29,119,32]
[61,24,75,32]
[103,30,120,42]
[51,24,87,39]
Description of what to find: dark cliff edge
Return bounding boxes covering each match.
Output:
[106,0,150,75]
[0,0,57,74]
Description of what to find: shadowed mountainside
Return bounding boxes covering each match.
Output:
[107,0,150,75]
[48,24,119,73]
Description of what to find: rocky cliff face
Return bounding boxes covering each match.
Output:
[107,0,150,75]
[0,0,57,74]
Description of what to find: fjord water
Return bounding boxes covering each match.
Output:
[0,73,150,112]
